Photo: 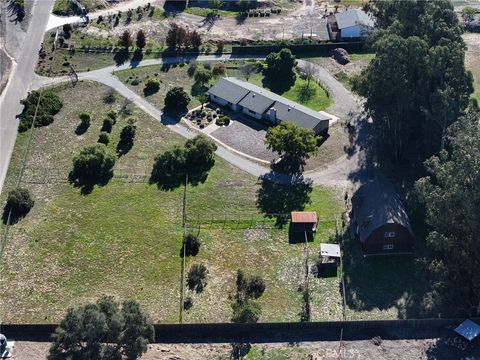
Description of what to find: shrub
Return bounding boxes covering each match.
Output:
[216,40,225,52]
[236,270,266,300]
[102,118,115,133]
[144,78,160,94]
[103,90,117,104]
[106,109,118,122]
[187,264,208,293]
[194,68,212,85]
[183,233,200,256]
[18,90,63,132]
[78,112,91,127]
[215,117,224,126]
[98,132,110,145]
[164,87,190,110]
[231,300,261,323]
[212,63,226,76]
[131,79,140,86]
[117,121,137,155]
[3,188,34,223]
[188,62,197,77]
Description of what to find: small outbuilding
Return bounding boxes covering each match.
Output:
[350,178,414,256]
[291,211,318,233]
[335,9,375,39]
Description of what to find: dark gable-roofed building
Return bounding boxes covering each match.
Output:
[207,77,331,135]
[350,178,414,256]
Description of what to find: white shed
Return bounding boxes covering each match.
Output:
[335,9,374,39]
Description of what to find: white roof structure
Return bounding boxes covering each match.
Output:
[454,319,480,341]
[320,243,341,258]
[335,9,375,30]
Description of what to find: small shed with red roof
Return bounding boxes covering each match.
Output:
[291,211,318,233]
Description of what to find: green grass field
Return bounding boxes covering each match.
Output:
[0,81,344,323]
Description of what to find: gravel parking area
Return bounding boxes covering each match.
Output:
[211,115,277,162]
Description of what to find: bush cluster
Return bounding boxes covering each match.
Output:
[18,90,63,132]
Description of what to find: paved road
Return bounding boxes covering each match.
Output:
[0,0,55,194]
[32,56,367,187]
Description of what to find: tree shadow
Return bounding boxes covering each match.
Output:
[143,86,158,97]
[2,207,23,225]
[68,170,114,195]
[271,158,306,175]
[130,49,143,66]
[256,173,313,227]
[75,122,89,135]
[230,343,251,359]
[113,48,130,66]
[342,227,431,319]
[262,72,296,95]
[116,138,133,157]
[7,1,25,22]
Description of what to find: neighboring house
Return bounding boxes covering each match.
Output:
[350,178,414,256]
[207,77,331,135]
[334,9,374,39]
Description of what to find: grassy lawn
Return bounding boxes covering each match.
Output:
[0,81,345,324]
[184,7,239,18]
[464,33,480,102]
[53,0,106,15]
[115,63,203,110]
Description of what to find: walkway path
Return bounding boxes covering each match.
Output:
[31,55,367,187]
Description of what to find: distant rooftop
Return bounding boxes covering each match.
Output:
[335,9,375,29]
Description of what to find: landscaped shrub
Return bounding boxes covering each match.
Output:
[182,233,201,256]
[187,264,208,293]
[187,62,197,77]
[2,188,34,224]
[215,117,224,126]
[98,132,110,145]
[117,120,137,155]
[212,63,226,76]
[102,118,115,133]
[18,90,63,132]
[144,78,160,95]
[106,109,117,122]
[164,87,190,110]
[103,90,118,104]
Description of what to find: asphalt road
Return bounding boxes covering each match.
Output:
[0,0,55,193]
[32,56,366,187]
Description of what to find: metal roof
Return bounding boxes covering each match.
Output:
[291,211,317,224]
[207,77,251,105]
[351,177,413,243]
[454,319,480,341]
[335,9,375,30]
[320,243,341,258]
[209,77,330,130]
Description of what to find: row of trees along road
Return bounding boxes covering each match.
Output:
[354,0,473,167]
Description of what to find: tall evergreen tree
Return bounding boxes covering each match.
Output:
[354,0,473,166]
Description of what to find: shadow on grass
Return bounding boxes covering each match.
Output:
[342,230,430,319]
[68,170,114,195]
[256,173,313,228]
[262,72,296,95]
[114,48,130,66]
[75,122,89,135]
[2,207,25,225]
[130,49,144,67]
[116,138,133,157]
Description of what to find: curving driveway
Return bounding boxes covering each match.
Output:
[31,54,367,187]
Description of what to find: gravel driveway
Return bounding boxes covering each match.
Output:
[211,115,277,162]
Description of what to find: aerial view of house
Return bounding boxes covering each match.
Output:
[0,0,479,358]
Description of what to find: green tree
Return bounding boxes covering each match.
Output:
[69,144,116,192]
[144,78,160,95]
[119,30,132,49]
[136,30,147,50]
[164,87,191,110]
[354,0,473,166]
[194,68,212,85]
[265,121,317,173]
[461,6,476,22]
[18,90,63,132]
[117,121,137,156]
[263,48,296,92]
[150,136,217,189]
[48,296,154,360]
[416,109,480,316]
